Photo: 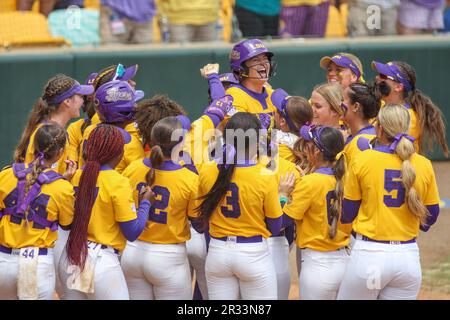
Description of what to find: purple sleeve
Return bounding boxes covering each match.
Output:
[420,204,440,232]
[203,113,222,128]
[342,199,361,224]
[119,200,151,242]
[281,212,294,228]
[208,73,226,100]
[265,216,282,236]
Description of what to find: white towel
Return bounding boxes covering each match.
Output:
[17,247,39,300]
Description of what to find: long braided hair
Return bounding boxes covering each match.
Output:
[23,123,67,221]
[15,74,75,163]
[66,124,124,270]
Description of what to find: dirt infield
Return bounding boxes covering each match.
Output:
[287,161,450,300]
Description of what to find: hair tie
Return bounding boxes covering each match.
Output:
[335,150,345,161]
[389,133,415,152]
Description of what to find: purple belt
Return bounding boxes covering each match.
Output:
[212,235,263,243]
[352,231,416,245]
[0,244,48,255]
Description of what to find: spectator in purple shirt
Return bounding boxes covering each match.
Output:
[100,0,156,44]
[398,0,445,34]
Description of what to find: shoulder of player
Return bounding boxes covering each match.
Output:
[411,153,433,169]
[81,123,96,140]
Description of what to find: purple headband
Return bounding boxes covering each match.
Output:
[389,133,416,152]
[49,81,94,105]
[371,61,413,92]
[321,55,362,80]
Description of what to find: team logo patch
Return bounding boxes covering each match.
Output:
[230,50,240,61]
[105,87,132,102]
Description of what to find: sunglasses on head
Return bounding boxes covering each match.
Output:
[378,73,396,82]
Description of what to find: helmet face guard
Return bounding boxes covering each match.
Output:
[94,80,144,123]
[229,39,276,80]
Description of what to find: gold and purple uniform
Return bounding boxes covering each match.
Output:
[284,167,351,251]
[343,145,440,241]
[0,166,74,248]
[226,84,277,116]
[198,161,283,239]
[71,167,138,251]
[122,159,199,244]
[343,125,376,166]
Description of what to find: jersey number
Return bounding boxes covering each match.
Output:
[220,183,241,218]
[148,185,170,224]
[383,169,405,207]
[4,189,50,229]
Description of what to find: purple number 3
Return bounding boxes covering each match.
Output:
[384,169,405,207]
[220,183,241,218]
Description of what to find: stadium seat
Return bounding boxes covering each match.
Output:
[48,8,100,48]
[0,11,68,48]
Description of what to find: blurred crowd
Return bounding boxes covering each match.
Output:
[9,0,450,46]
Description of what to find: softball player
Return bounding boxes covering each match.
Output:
[341,82,381,165]
[371,60,448,156]
[197,112,282,300]
[121,116,200,300]
[15,74,93,174]
[284,124,351,300]
[226,39,278,117]
[59,124,154,300]
[67,63,139,163]
[320,53,365,89]
[271,88,313,163]
[78,80,145,174]
[0,123,74,300]
[337,104,440,300]
[310,83,344,130]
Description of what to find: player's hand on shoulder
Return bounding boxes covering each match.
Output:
[279,171,296,198]
[200,63,220,79]
[63,160,77,180]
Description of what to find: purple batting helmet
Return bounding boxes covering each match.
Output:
[229,39,274,74]
[94,80,144,123]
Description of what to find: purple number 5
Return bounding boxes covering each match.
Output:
[384,169,405,207]
[220,183,241,218]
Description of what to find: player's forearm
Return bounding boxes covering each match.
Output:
[208,74,226,100]
[420,204,440,232]
[265,216,283,236]
[119,200,151,241]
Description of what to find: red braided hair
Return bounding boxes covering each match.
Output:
[67,124,124,270]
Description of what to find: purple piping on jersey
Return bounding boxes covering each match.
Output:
[204,113,222,128]
[99,165,114,171]
[420,204,440,232]
[208,74,226,100]
[373,145,395,154]
[357,136,372,151]
[116,126,132,144]
[404,102,411,110]
[119,199,151,242]
[236,84,269,110]
[266,216,283,236]
[342,198,361,224]
[315,167,334,175]
[235,159,257,167]
[142,158,183,171]
[345,125,376,146]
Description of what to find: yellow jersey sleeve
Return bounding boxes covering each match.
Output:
[187,174,200,219]
[343,159,362,201]
[263,177,283,219]
[111,176,139,223]
[422,159,440,205]
[283,177,312,221]
[66,119,85,162]
[52,179,75,227]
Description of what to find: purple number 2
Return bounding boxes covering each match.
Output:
[220,183,241,218]
[384,169,405,207]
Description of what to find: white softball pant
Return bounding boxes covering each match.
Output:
[205,237,277,300]
[299,247,350,300]
[337,239,422,300]
[267,236,291,300]
[53,227,69,298]
[186,226,208,299]
[59,245,129,300]
[0,249,55,300]
[121,240,192,300]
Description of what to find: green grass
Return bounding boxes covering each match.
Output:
[422,255,450,294]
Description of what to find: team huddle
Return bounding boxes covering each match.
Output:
[0,38,446,300]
